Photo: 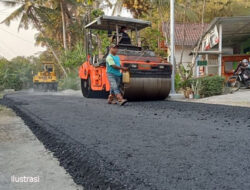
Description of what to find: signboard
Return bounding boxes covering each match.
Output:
[197,60,208,66]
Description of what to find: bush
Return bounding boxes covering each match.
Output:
[175,73,182,91]
[61,43,86,69]
[188,76,225,97]
[0,56,40,91]
[58,71,80,90]
[0,58,23,90]
[1,72,23,91]
[200,76,225,97]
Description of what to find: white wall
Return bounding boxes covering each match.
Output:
[175,46,193,69]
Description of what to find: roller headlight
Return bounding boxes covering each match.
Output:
[130,64,138,69]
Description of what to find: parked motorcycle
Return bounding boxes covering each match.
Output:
[227,59,250,92]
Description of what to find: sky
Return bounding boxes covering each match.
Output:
[0,1,131,60]
[0,3,46,60]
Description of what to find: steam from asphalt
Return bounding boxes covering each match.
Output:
[22,89,82,97]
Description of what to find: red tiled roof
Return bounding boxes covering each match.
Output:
[162,22,210,46]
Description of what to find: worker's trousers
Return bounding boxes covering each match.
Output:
[107,73,121,95]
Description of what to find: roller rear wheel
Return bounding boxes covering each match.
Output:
[81,78,92,98]
[81,77,108,98]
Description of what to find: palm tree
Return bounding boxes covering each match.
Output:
[44,0,78,51]
[1,0,68,76]
[60,0,67,50]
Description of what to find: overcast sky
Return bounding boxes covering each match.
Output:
[0,2,131,60]
[0,3,46,60]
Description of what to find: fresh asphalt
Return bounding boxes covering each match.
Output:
[2,91,250,190]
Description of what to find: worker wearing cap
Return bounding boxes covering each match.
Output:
[112,26,131,45]
[106,44,128,105]
[119,26,131,45]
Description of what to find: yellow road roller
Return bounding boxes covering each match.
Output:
[33,62,58,91]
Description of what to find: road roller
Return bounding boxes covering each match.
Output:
[33,62,58,91]
[79,15,172,100]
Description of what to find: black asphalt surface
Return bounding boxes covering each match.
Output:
[2,92,250,190]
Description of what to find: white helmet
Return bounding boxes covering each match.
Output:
[242,59,249,64]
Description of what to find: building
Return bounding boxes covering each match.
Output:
[161,23,209,69]
[192,16,250,78]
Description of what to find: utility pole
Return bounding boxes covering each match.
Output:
[170,0,176,94]
[218,24,222,76]
[60,1,67,51]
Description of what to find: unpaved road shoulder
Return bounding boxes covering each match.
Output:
[0,105,82,190]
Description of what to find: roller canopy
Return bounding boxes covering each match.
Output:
[85,15,151,31]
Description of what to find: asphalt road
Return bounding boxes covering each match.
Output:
[2,91,250,190]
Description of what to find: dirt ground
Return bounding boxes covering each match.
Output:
[1,91,250,190]
[0,105,83,190]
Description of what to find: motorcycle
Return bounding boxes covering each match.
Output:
[227,62,250,92]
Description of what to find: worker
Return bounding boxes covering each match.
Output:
[112,26,131,45]
[106,44,128,106]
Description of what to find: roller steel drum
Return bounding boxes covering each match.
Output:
[122,78,171,100]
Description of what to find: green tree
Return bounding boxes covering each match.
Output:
[0,56,40,90]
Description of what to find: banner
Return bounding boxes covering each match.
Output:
[202,25,219,51]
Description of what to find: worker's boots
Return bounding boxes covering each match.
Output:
[116,94,128,106]
[108,94,117,104]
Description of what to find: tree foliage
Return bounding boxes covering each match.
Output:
[123,0,151,18]
[0,56,41,91]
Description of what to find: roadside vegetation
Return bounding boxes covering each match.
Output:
[0,56,41,91]
[0,0,249,95]
[185,76,225,98]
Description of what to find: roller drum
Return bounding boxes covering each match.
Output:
[122,78,171,100]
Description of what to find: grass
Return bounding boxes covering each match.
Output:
[58,73,80,91]
[0,96,16,116]
[0,92,5,112]
[0,91,4,99]
[0,105,4,112]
